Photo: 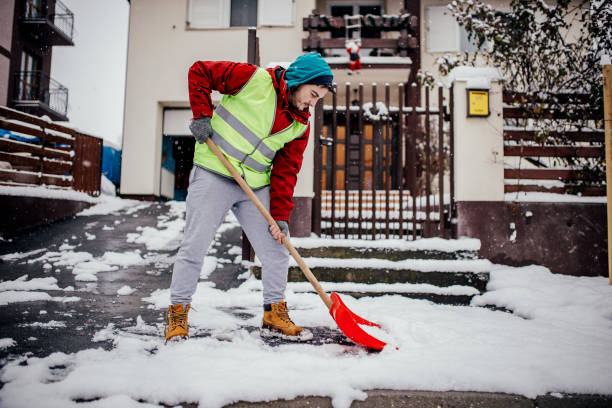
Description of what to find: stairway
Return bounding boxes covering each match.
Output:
[250,237,491,306]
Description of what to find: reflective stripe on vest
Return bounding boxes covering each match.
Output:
[192,68,308,189]
[214,105,276,161]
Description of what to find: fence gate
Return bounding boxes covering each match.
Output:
[313,82,455,240]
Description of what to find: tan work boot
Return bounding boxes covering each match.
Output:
[261,301,312,341]
[164,303,190,342]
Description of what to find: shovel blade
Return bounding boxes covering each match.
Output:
[329,292,386,350]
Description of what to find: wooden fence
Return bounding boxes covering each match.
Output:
[503,92,605,195]
[0,106,102,195]
[313,82,454,240]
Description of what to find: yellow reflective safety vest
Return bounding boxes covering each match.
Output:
[192,68,308,189]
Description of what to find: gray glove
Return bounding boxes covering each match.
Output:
[269,220,289,239]
[190,117,212,144]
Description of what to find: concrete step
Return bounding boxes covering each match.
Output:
[251,258,491,292]
[284,281,481,306]
[290,237,481,261]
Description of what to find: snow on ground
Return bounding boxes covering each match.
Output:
[0,339,16,350]
[117,285,136,296]
[291,236,481,252]
[0,266,611,408]
[1,198,611,407]
[0,275,79,306]
[126,202,186,251]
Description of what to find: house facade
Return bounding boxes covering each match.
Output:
[123,0,537,235]
[0,0,74,121]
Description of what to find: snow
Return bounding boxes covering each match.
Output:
[1,197,611,406]
[0,275,62,292]
[447,66,503,86]
[100,175,116,197]
[504,192,607,203]
[117,286,136,296]
[1,264,611,407]
[291,236,481,252]
[0,338,16,350]
[77,198,146,216]
[283,257,492,273]
[0,291,79,306]
[200,256,218,279]
[466,77,491,89]
[0,185,99,203]
[287,281,480,296]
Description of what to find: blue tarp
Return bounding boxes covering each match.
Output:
[102,145,121,185]
[0,128,40,143]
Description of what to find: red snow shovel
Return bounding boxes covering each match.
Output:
[206,139,387,350]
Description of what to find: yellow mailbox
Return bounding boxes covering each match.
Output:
[467,89,489,117]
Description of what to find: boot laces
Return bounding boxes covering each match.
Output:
[277,303,294,325]
[169,307,187,330]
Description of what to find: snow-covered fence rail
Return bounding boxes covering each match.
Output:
[502,92,605,196]
[313,82,453,241]
[0,106,102,195]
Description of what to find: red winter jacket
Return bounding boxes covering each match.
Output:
[188,61,311,222]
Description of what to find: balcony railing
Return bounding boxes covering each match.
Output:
[51,0,74,41]
[21,0,74,45]
[13,71,69,119]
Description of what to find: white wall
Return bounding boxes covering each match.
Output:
[121,0,315,196]
[0,0,15,106]
[450,67,504,202]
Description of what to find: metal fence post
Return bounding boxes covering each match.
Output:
[603,64,612,285]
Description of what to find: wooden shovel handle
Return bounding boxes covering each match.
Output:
[205,138,333,310]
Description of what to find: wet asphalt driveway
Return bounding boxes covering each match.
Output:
[0,202,248,362]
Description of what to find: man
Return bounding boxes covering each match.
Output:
[165,52,334,342]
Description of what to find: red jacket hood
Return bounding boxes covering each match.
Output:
[267,66,310,125]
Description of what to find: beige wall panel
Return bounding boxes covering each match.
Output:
[419,0,508,107]
[121,0,315,196]
[0,0,15,106]
[0,0,14,51]
[0,57,9,106]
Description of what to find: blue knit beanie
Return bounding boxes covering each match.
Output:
[285,52,334,91]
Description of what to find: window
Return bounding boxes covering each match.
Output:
[25,0,43,19]
[188,0,294,29]
[427,6,492,53]
[426,6,459,52]
[230,0,257,27]
[18,51,42,100]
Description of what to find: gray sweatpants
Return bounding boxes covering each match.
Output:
[170,165,289,306]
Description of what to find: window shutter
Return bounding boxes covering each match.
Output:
[259,0,294,26]
[426,6,459,52]
[189,0,226,28]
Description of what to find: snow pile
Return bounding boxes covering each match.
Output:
[472,265,612,328]
[0,338,16,350]
[117,286,135,296]
[100,175,116,197]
